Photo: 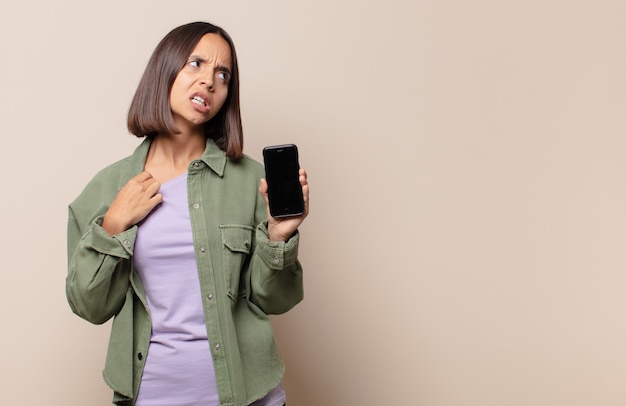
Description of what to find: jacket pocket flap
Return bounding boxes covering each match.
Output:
[219,225,254,254]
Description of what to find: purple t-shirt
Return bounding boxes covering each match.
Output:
[133,172,285,406]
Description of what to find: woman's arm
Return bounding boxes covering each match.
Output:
[246,169,309,314]
[66,211,135,324]
[66,171,162,324]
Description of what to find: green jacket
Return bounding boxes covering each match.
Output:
[66,137,303,406]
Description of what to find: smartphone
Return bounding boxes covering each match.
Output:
[263,144,305,218]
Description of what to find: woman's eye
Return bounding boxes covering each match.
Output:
[188,60,200,68]
[217,72,229,82]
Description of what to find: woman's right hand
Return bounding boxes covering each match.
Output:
[102,171,163,236]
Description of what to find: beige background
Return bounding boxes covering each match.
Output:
[1,0,625,405]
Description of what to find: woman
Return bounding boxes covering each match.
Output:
[66,21,308,406]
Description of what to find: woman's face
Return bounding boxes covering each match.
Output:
[169,33,232,134]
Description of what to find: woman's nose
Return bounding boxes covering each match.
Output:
[200,72,214,91]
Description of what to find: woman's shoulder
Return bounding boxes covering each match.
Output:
[77,140,149,194]
[84,155,135,191]
[228,154,264,177]
[69,152,139,215]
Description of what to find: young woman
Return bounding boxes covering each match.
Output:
[66,21,308,406]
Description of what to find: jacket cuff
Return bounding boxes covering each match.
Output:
[85,215,138,258]
[255,222,299,270]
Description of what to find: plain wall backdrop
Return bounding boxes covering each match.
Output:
[1,0,625,405]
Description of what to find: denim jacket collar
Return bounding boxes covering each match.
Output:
[129,136,227,178]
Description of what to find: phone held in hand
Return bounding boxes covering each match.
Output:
[263,144,305,218]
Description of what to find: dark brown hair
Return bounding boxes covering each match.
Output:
[127,22,243,159]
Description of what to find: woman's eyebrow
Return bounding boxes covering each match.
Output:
[187,55,232,75]
[215,65,232,75]
[188,55,232,73]
[188,54,207,61]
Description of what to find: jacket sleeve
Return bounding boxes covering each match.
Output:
[246,192,304,315]
[66,208,136,325]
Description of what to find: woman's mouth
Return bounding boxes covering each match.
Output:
[191,94,209,113]
[192,95,206,106]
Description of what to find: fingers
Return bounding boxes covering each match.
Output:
[133,173,162,215]
[261,168,310,242]
[133,171,159,192]
[132,172,163,206]
[299,169,309,215]
[258,178,270,207]
[102,172,162,235]
[299,168,308,183]
[143,176,161,199]
[134,171,154,182]
[258,178,268,196]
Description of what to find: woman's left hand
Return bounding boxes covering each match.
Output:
[259,168,309,242]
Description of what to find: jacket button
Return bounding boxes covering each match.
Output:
[137,352,143,361]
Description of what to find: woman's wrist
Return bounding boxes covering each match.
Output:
[102,215,127,237]
[268,228,288,242]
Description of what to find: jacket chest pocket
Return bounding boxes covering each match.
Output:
[219,225,254,301]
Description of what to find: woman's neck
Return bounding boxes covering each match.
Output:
[144,132,206,183]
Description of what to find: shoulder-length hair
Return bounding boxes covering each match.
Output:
[127,21,243,159]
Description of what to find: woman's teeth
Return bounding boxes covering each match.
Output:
[192,96,206,106]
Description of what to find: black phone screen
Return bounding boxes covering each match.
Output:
[263,144,304,218]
